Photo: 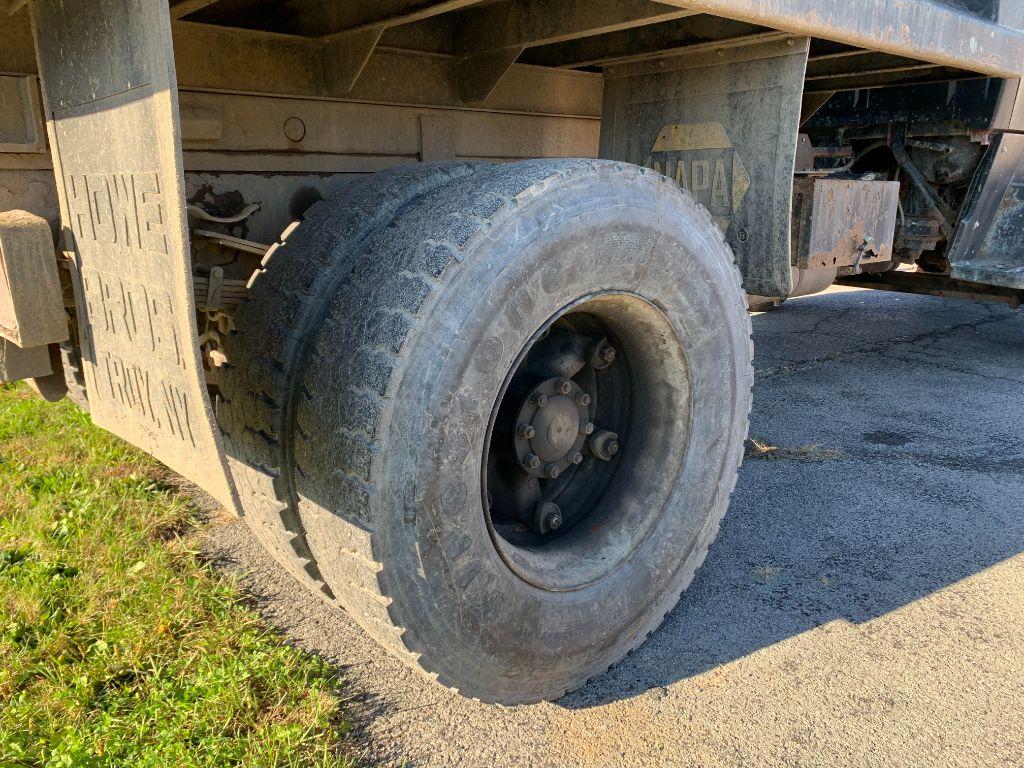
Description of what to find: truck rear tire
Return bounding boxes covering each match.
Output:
[222,159,752,704]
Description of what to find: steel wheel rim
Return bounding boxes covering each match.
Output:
[481,291,693,592]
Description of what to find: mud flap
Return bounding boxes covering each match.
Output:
[599,35,809,298]
[29,0,237,509]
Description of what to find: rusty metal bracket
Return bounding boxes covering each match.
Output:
[888,123,956,239]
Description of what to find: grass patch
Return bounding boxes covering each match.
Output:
[0,385,353,767]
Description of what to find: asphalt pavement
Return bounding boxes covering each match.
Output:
[205,285,1024,768]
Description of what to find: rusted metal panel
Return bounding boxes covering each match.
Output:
[945,4,1024,290]
[0,209,65,347]
[656,0,1024,79]
[600,34,808,297]
[948,140,1024,289]
[790,179,900,270]
[29,0,236,509]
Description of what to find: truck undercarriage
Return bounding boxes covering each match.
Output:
[1,0,1022,702]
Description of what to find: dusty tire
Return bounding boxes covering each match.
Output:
[270,159,753,704]
[59,340,88,409]
[217,163,483,593]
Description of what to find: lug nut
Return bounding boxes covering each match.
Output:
[576,392,592,407]
[535,502,563,533]
[535,394,548,408]
[524,453,541,469]
[518,424,536,439]
[590,430,620,461]
[556,379,572,395]
[582,422,595,435]
[571,452,584,465]
[591,339,617,370]
[546,464,561,479]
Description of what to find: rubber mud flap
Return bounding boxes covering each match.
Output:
[30,0,235,507]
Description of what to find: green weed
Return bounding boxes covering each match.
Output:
[0,386,353,767]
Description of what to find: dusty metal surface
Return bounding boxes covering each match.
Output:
[0,170,59,237]
[600,34,808,297]
[791,179,900,271]
[0,75,45,153]
[949,149,1024,289]
[0,209,65,347]
[0,337,50,382]
[30,0,236,508]
[170,21,603,114]
[658,0,1024,79]
[176,89,600,172]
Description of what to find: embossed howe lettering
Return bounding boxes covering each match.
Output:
[66,171,168,255]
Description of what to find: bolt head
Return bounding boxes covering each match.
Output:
[601,346,616,363]
[556,379,572,395]
[571,452,584,465]
[524,453,541,469]
[546,464,561,479]
[518,424,536,440]
[607,440,620,456]
[536,502,563,534]
[577,392,592,407]
[582,422,595,435]
[535,394,549,408]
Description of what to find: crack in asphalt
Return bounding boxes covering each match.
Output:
[755,306,1013,381]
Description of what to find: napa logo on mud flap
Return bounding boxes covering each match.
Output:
[644,123,750,231]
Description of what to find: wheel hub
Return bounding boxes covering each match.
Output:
[484,315,632,538]
[513,378,591,478]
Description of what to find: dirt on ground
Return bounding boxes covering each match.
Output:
[203,286,1024,768]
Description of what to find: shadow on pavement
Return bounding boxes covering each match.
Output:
[562,288,1024,709]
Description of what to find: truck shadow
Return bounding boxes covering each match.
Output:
[561,288,1024,709]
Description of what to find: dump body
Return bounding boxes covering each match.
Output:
[1,0,1023,506]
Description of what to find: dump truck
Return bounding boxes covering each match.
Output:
[1,0,1022,704]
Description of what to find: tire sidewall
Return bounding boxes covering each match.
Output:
[376,168,749,699]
